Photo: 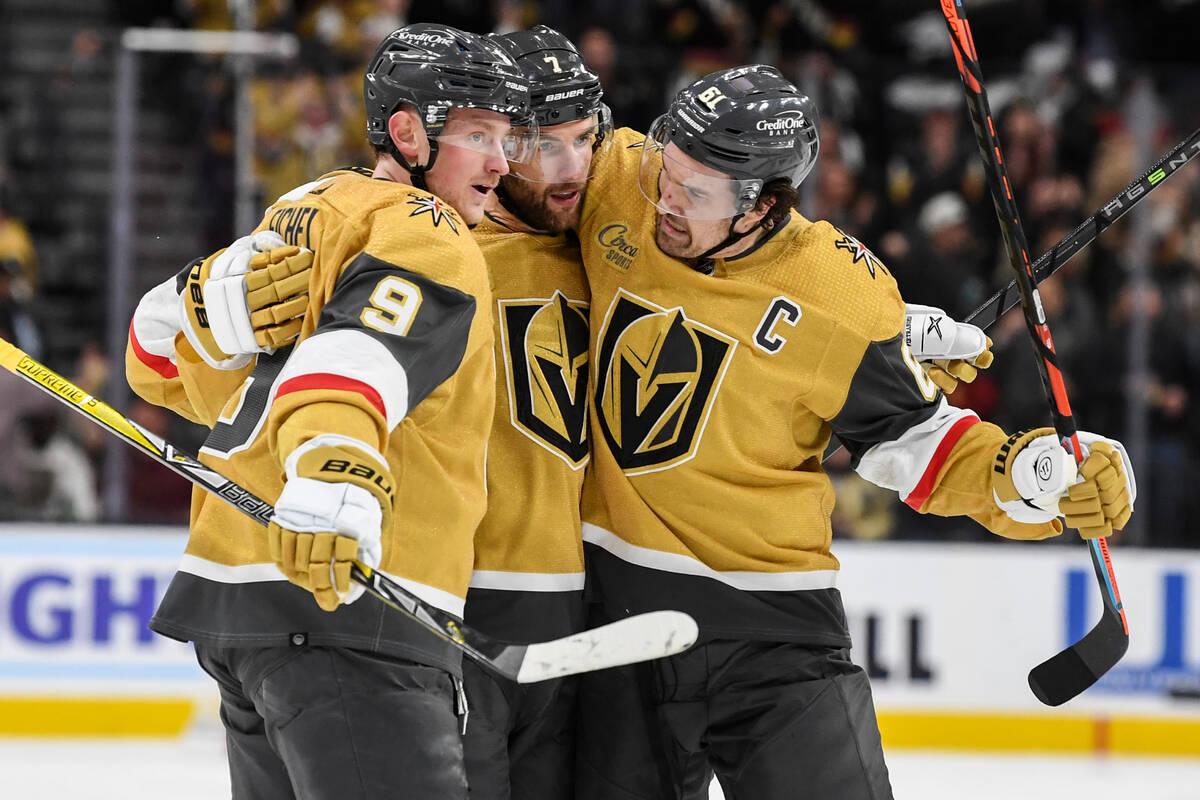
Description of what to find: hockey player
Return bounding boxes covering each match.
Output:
[125,24,533,798]
[162,31,998,798]
[457,26,608,800]
[572,65,1135,799]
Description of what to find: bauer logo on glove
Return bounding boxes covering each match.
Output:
[269,434,394,611]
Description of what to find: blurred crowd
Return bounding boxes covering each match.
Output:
[1,0,1198,548]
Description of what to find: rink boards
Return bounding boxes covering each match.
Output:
[1,524,1199,753]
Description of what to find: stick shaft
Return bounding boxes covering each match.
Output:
[967,124,1200,328]
[0,337,510,674]
[941,0,1128,705]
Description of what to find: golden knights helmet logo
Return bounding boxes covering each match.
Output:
[499,292,590,467]
[594,290,736,474]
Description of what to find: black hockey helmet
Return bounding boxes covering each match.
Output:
[490,25,606,128]
[640,64,819,220]
[363,24,535,177]
[489,26,612,185]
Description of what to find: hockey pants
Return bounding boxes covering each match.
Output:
[575,639,894,800]
[195,643,469,799]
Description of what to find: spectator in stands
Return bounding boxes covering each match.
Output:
[9,410,100,522]
[124,399,193,524]
[577,26,661,130]
[0,192,37,295]
[0,372,56,520]
[0,258,40,359]
[884,191,988,321]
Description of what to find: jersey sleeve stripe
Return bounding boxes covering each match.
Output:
[853,399,979,502]
[276,373,386,419]
[128,320,179,379]
[901,413,979,510]
[275,329,410,428]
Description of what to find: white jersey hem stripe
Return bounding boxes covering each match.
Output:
[176,554,465,617]
[581,523,839,592]
[468,570,586,592]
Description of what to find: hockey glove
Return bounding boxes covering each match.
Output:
[905,303,994,394]
[245,246,312,349]
[991,428,1137,539]
[268,434,394,611]
[180,231,312,369]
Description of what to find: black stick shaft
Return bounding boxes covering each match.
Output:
[967,125,1200,328]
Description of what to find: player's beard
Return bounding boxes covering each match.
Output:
[655,213,695,257]
[500,176,587,233]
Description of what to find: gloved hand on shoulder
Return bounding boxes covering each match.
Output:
[180,230,313,368]
[991,428,1136,539]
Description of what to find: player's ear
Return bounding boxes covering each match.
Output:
[388,107,429,164]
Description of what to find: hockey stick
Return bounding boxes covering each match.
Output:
[967,123,1200,329]
[823,124,1200,466]
[0,336,698,684]
[942,0,1127,706]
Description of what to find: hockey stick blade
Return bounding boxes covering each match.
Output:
[1028,594,1128,706]
[1026,535,1128,705]
[0,336,698,682]
[513,611,698,684]
[942,0,1128,705]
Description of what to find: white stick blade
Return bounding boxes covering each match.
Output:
[515,610,698,684]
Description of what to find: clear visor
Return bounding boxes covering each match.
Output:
[432,113,540,164]
[638,115,762,221]
[509,106,614,184]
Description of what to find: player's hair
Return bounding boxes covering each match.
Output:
[757,178,800,232]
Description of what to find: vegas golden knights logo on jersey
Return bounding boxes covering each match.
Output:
[594,290,737,474]
[499,292,590,466]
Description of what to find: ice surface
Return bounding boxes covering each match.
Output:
[1,732,1198,799]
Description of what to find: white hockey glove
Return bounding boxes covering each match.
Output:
[268,435,394,611]
[905,303,994,394]
[180,230,312,369]
[991,428,1136,539]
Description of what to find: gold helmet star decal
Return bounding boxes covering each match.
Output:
[407,196,460,234]
[834,228,886,278]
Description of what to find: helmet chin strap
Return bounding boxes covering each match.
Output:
[692,214,767,273]
[389,139,439,192]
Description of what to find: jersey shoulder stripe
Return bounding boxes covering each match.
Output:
[314,252,476,418]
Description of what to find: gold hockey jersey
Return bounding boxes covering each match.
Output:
[465,203,589,642]
[577,129,1058,642]
[127,168,495,672]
